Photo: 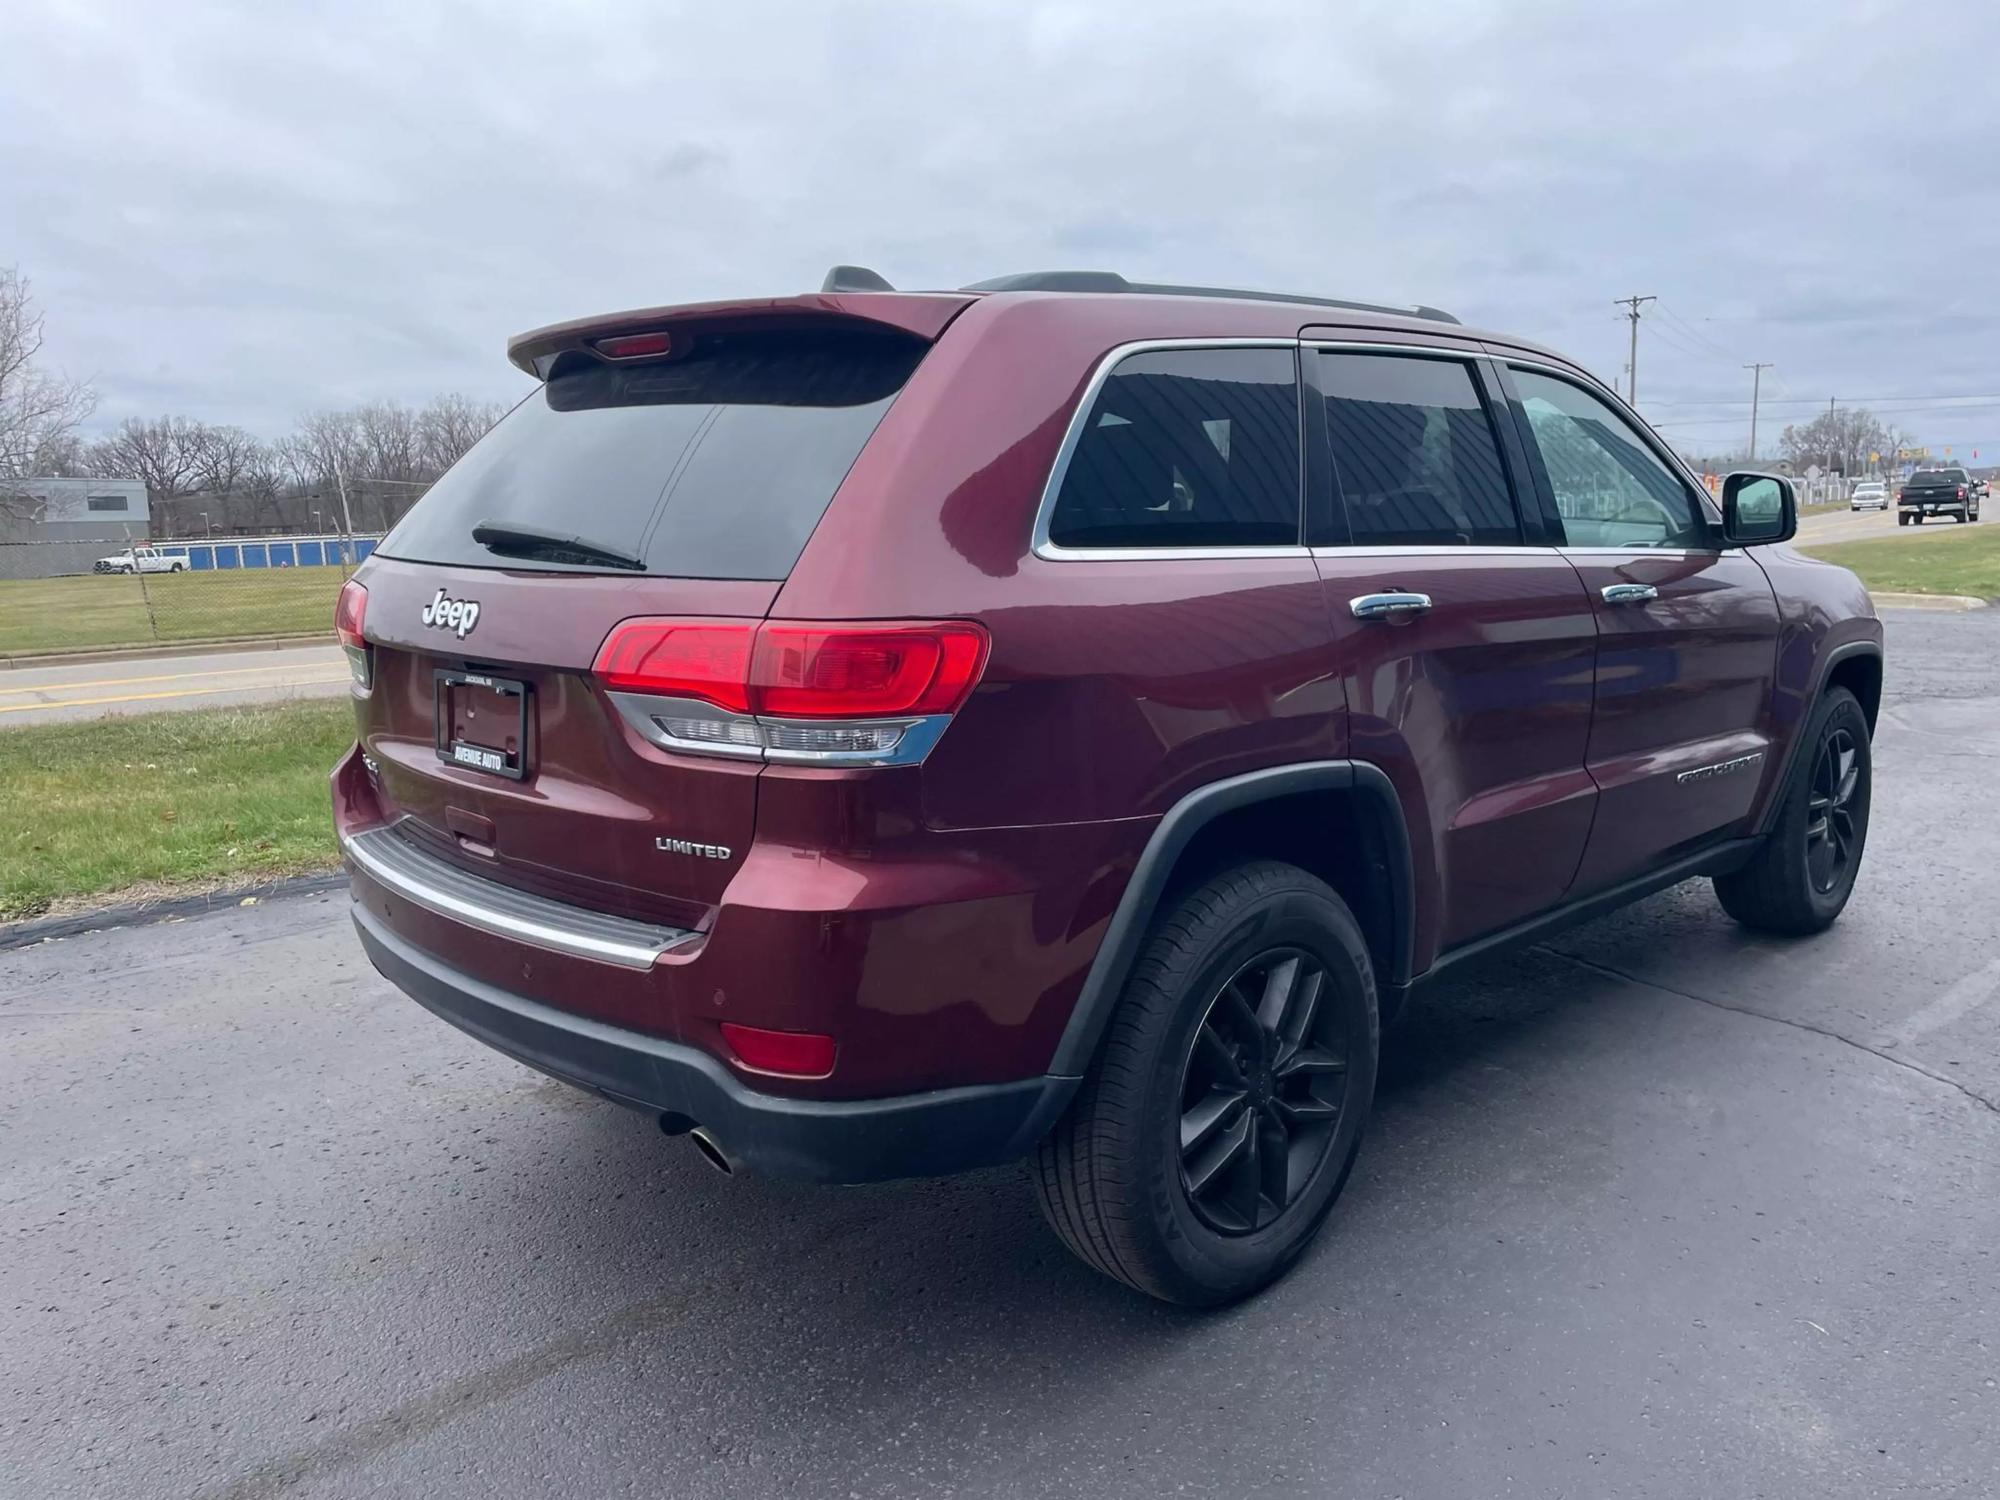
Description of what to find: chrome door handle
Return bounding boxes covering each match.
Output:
[1349,591,1433,620]
[1601,583,1659,605]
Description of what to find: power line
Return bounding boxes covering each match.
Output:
[1647,391,2000,410]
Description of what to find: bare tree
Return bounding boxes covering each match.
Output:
[186,423,266,495]
[1778,407,1892,477]
[419,392,507,473]
[0,266,98,520]
[86,415,206,498]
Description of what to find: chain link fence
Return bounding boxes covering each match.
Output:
[0,479,428,657]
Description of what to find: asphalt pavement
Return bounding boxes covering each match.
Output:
[1795,500,1982,547]
[0,642,348,726]
[4,610,1998,1498]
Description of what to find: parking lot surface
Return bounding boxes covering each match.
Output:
[4,609,1997,1498]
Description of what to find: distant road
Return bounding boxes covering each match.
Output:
[1796,501,1982,546]
[0,643,349,727]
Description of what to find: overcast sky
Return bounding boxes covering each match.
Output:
[5,0,1997,461]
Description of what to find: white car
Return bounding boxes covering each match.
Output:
[1849,481,1889,511]
[93,546,188,575]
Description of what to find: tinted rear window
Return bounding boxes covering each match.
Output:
[379,330,925,578]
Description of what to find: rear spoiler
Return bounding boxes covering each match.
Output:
[507,293,975,379]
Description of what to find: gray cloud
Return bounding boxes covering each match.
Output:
[4,0,1997,457]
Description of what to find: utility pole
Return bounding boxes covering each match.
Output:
[1744,362,1772,459]
[1615,294,1656,405]
[333,468,357,568]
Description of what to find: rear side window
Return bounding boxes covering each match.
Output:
[1318,351,1519,547]
[1046,347,1300,550]
[380,329,925,579]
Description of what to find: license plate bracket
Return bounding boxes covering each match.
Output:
[433,670,531,781]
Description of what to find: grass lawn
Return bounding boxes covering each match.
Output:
[1798,524,2000,601]
[0,566,347,656]
[0,699,354,921]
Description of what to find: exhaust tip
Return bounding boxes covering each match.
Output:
[687,1127,735,1176]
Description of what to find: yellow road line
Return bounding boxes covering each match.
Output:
[0,658,342,698]
[0,675,352,716]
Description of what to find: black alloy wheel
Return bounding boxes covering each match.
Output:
[1805,725,1862,896]
[1177,948,1351,1235]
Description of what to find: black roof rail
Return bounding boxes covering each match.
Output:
[961,270,1460,325]
[820,265,896,293]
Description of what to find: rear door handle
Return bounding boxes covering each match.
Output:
[1349,591,1433,620]
[1601,583,1659,605]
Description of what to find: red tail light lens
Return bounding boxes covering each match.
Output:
[592,618,989,719]
[751,622,988,718]
[594,620,755,713]
[334,578,367,649]
[719,1022,837,1078]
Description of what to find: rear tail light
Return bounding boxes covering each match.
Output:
[719,1022,837,1078]
[334,578,370,688]
[592,617,990,765]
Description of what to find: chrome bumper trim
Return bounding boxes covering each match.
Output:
[341,824,693,970]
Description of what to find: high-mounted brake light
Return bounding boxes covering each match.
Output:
[334,578,371,688]
[591,617,991,764]
[593,331,673,360]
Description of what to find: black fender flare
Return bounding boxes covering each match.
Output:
[1046,760,1413,1078]
[1755,638,1883,837]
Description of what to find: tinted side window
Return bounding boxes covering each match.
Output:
[1511,369,1705,549]
[1318,352,1520,546]
[1047,348,1300,549]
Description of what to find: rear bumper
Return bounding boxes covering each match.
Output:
[352,900,1076,1183]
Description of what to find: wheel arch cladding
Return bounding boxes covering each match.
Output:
[1047,762,1413,1078]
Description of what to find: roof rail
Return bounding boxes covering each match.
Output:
[960,270,1460,325]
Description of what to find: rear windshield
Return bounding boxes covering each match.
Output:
[379,329,926,578]
[1918,469,1967,483]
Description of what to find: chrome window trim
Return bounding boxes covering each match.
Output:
[606,691,955,768]
[341,823,693,970]
[1030,338,1303,563]
[1310,544,1561,559]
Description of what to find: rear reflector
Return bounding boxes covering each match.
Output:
[593,331,673,360]
[593,618,989,720]
[719,1022,836,1078]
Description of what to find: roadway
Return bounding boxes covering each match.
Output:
[0,642,349,726]
[3,607,1997,1498]
[1795,499,1982,546]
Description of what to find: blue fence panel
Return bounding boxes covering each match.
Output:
[297,540,324,567]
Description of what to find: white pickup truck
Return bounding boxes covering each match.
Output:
[93,547,188,575]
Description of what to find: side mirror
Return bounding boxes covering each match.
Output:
[1722,472,1795,545]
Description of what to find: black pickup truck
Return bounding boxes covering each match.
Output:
[1899,467,1982,524]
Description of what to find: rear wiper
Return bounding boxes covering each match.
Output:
[471,521,645,572]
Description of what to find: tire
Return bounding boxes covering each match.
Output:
[1898,512,1911,526]
[1032,860,1379,1306]
[1955,508,1969,523]
[1713,687,1871,935]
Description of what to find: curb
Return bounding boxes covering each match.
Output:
[1869,591,1990,612]
[0,635,335,670]
[0,871,348,951]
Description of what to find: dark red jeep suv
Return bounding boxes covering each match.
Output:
[333,268,1882,1305]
